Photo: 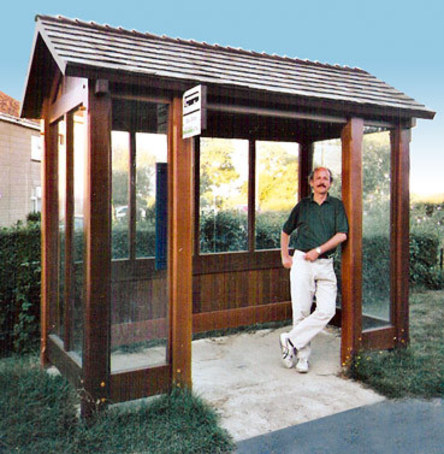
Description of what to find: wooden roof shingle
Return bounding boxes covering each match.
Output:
[21,15,434,120]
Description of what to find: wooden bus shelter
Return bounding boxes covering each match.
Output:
[21,15,434,416]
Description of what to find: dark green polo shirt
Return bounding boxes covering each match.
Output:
[282,194,349,256]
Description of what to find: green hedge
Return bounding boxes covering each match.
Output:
[0,215,41,356]
[0,211,442,355]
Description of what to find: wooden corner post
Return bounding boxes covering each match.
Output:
[299,142,314,199]
[81,80,112,418]
[40,101,59,368]
[341,118,363,366]
[390,126,410,347]
[168,97,193,389]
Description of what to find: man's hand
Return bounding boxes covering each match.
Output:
[282,255,293,269]
[304,249,320,262]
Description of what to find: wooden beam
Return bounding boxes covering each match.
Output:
[193,138,201,256]
[248,139,256,252]
[192,302,292,333]
[129,132,137,259]
[299,142,313,199]
[390,127,411,346]
[361,326,396,351]
[64,112,74,351]
[81,81,112,417]
[341,118,363,366]
[207,102,347,123]
[40,100,59,367]
[168,97,193,389]
[47,335,82,389]
[111,365,171,402]
[49,76,88,123]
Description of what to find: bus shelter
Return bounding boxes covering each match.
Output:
[21,15,434,416]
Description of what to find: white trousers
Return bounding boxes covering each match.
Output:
[288,250,337,361]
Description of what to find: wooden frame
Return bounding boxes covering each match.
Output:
[38,74,415,410]
[340,118,364,365]
[390,126,411,346]
[81,80,112,417]
[168,97,193,388]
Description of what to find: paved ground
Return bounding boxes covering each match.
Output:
[235,398,444,454]
[192,325,385,442]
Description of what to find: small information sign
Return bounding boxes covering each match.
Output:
[182,85,207,139]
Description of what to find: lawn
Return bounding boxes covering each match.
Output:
[349,289,444,398]
[1,290,442,453]
[0,356,234,454]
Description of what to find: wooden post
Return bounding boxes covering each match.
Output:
[63,112,74,352]
[390,126,410,346]
[168,97,193,388]
[248,139,256,252]
[81,80,112,417]
[341,118,363,366]
[40,102,59,367]
[299,142,313,199]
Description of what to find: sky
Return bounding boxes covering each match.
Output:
[1,0,443,198]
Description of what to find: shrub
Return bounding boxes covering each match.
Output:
[0,218,41,356]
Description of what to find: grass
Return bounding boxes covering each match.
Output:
[0,357,234,454]
[348,289,444,398]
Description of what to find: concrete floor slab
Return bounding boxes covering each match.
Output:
[192,325,385,441]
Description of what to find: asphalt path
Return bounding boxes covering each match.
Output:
[235,398,444,454]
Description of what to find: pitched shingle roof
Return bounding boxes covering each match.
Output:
[23,15,434,120]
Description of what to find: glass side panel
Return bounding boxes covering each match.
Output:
[313,138,343,307]
[362,128,391,328]
[110,101,169,373]
[255,141,299,250]
[111,131,130,260]
[57,120,66,339]
[313,138,342,198]
[199,138,249,253]
[135,132,168,259]
[72,109,86,358]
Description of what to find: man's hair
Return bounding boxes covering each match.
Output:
[308,167,334,183]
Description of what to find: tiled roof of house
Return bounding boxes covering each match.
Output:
[0,91,20,117]
[24,15,434,120]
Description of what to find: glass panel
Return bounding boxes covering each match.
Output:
[110,101,169,372]
[57,120,66,338]
[111,131,130,260]
[199,138,248,253]
[362,128,391,328]
[135,132,168,258]
[313,138,342,198]
[255,141,299,250]
[313,138,343,307]
[72,109,86,358]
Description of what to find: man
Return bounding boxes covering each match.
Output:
[280,167,348,373]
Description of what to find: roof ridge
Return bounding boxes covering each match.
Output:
[35,14,366,74]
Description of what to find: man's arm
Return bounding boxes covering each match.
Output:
[304,232,347,262]
[280,231,293,269]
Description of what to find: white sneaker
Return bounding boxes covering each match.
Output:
[279,333,296,368]
[296,358,309,373]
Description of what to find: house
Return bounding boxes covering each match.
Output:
[0,91,41,226]
[20,15,434,416]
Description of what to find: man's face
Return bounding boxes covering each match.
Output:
[310,168,332,195]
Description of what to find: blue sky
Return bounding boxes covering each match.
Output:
[2,0,443,197]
